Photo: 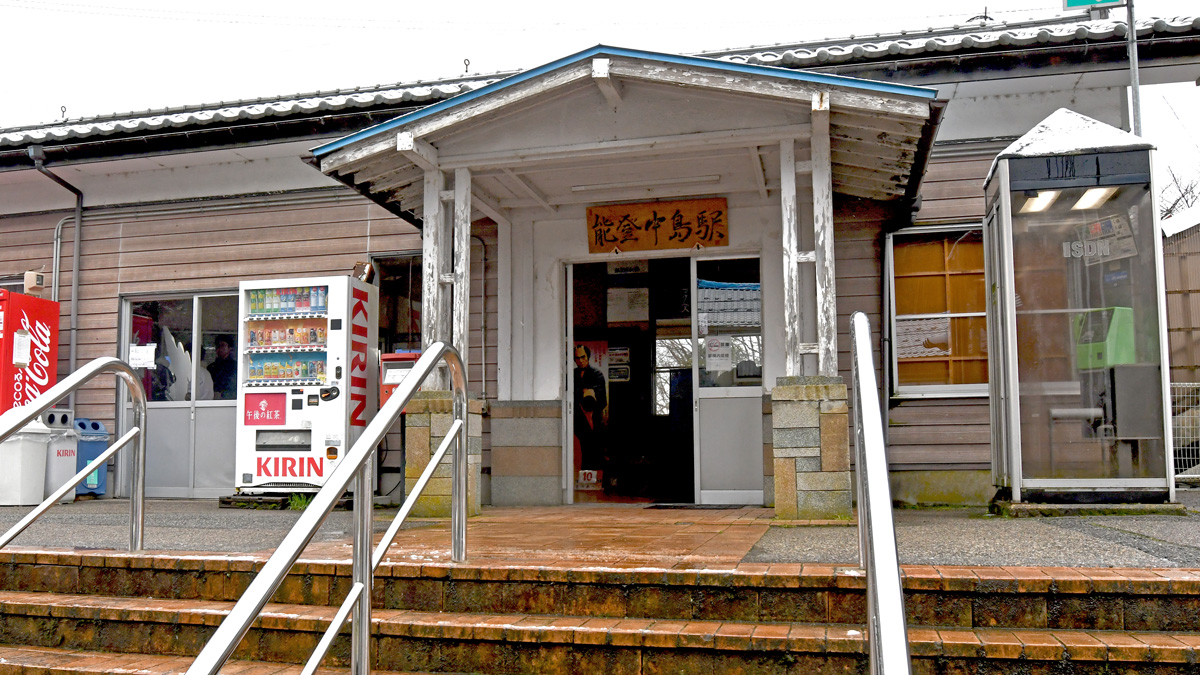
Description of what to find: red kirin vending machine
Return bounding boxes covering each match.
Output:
[0,290,60,414]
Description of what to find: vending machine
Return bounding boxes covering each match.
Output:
[235,276,378,494]
[0,290,60,414]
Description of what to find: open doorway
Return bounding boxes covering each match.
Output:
[570,258,694,503]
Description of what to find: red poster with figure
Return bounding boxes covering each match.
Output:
[0,290,60,414]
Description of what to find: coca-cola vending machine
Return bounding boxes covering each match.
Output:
[0,290,60,414]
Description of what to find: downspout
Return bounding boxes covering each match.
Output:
[28,146,82,411]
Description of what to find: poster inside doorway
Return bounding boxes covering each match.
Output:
[572,340,609,491]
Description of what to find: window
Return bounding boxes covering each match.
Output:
[889,226,987,396]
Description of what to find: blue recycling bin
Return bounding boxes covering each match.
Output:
[74,418,108,496]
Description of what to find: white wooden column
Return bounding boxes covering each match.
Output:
[811,92,838,377]
[421,166,452,388]
[421,168,445,350]
[780,138,804,376]
[452,168,472,370]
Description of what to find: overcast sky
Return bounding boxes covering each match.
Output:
[2,0,1197,188]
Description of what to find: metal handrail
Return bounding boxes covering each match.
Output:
[849,312,911,674]
[187,341,468,675]
[0,356,148,551]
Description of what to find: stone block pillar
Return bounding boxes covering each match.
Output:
[402,392,483,518]
[771,375,852,520]
[488,401,563,506]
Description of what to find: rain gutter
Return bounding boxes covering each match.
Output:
[28,145,82,410]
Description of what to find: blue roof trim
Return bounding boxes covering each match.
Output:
[312,45,937,159]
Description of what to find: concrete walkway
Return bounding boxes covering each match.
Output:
[3,489,1200,568]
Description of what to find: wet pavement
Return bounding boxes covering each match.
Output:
[3,490,1200,568]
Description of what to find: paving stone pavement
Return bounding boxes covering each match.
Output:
[2,490,1200,568]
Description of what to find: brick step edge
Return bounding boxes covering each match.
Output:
[1,591,1198,664]
[6,548,1200,596]
[0,644,435,675]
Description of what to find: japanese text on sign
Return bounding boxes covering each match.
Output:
[587,198,728,254]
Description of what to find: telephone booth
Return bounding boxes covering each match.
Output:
[984,109,1174,502]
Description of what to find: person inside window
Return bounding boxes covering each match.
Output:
[207,335,237,399]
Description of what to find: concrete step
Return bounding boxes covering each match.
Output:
[1,590,1199,673]
[4,550,1200,633]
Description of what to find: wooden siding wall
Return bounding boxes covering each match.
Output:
[1164,228,1200,382]
[831,198,988,471]
[0,192,498,465]
[889,152,993,470]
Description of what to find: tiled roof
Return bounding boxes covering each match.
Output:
[3,14,1197,150]
[712,15,1200,68]
[0,76,506,148]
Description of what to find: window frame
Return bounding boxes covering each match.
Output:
[887,223,989,399]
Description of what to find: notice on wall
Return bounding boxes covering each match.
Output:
[607,260,648,275]
[609,346,630,364]
[129,344,157,369]
[705,335,733,372]
[587,197,728,254]
[607,288,650,323]
[1081,214,1138,266]
[12,329,31,368]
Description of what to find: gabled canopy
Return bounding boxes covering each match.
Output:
[312,46,942,225]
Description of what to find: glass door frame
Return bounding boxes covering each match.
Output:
[690,254,765,505]
[117,290,238,498]
[562,250,763,505]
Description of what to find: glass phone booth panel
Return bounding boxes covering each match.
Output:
[1003,153,1168,486]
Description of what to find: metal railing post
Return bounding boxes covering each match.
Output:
[188,342,468,674]
[849,312,911,675]
[448,348,468,562]
[351,461,373,674]
[0,356,147,552]
[129,383,147,551]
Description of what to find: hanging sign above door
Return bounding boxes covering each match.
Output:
[587,197,727,254]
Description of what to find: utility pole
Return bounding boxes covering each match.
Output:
[1126,0,1142,135]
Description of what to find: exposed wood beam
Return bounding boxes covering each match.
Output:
[811,91,838,378]
[832,128,915,151]
[363,165,423,194]
[397,132,439,172]
[834,165,909,188]
[349,154,406,185]
[833,175,906,197]
[830,149,912,176]
[831,109,925,137]
[795,160,813,175]
[502,169,556,214]
[832,137,915,164]
[592,58,623,108]
[748,146,768,199]
[437,124,811,171]
[835,183,894,201]
[471,185,511,227]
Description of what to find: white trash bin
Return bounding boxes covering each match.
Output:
[43,410,77,503]
[0,419,50,506]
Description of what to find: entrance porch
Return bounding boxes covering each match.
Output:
[311,46,942,517]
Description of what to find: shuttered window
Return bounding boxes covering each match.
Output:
[889,227,988,395]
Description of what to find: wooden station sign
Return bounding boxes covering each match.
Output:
[586,197,728,254]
